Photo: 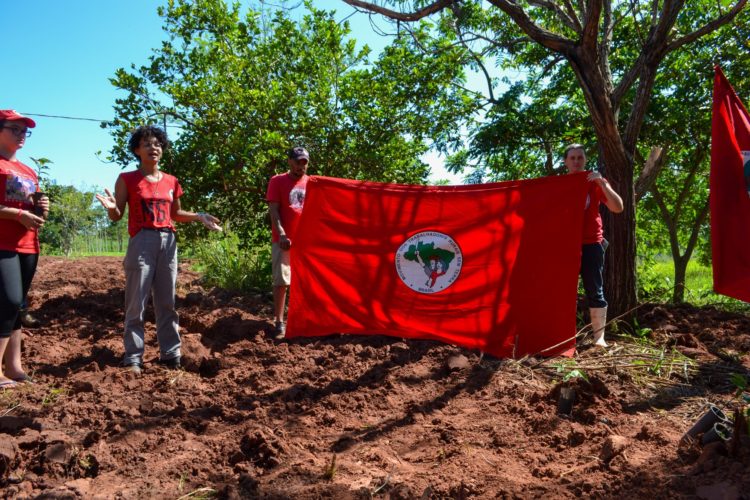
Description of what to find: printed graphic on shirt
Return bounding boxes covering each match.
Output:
[289,187,305,210]
[5,172,35,203]
[141,199,170,224]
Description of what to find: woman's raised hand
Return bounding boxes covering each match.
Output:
[95,188,117,210]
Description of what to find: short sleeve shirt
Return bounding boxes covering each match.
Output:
[582,181,605,244]
[266,173,309,243]
[0,157,39,253]
[120,170,183,237]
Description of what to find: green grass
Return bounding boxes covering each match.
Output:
[41,387,68,407]
[640,257,750,311]
[36,237,748,313]
[41,234,127,257]
[71,251,125,257]
[41,250,125,257]
[40,232,269,291]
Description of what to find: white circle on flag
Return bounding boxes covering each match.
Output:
[395,231,462,294]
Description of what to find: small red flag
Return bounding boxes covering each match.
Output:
[286,173,588,358]
[710,66,750,302]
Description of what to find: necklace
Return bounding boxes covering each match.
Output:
[142,170,163,197]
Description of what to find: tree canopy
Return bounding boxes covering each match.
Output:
[343,0,748,316]
[106,0,474,245]
[104,0,750,311]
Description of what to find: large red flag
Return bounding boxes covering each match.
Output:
[711,66,750,302]
[286,173,588,358]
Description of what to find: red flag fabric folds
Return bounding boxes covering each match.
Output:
[287,173,588,358]
[711,66,750,302]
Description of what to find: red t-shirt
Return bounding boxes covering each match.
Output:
[266,173,309,243]
[120,170,183,237]
[582,181,605,244]
[0,157,40,253]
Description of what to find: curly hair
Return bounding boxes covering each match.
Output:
[128,125,169,160]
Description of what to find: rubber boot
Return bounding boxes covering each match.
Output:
[590,307,608,347]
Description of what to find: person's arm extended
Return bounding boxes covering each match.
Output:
[171,198,221,230]
[269,201,291,250]
[95,176,128,222]
[588,172,624,213]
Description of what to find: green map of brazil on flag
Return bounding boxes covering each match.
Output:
[286,173,589,358]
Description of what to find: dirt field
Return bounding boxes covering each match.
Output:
[1,256,749,499]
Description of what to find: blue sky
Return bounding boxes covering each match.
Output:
[2,0,463,191]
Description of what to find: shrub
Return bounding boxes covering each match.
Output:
[192,231,272,293]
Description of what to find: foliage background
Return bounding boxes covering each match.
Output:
[104,0,476,247]
[33,1,750,308]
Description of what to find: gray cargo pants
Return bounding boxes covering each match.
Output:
[122,229,181,365]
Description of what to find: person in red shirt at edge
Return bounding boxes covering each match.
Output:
[267,147,310,340]
[564,143,624,348]
[96,125,221,374]
[0,110,49,389]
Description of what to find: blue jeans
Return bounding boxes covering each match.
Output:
[581,241,607,309]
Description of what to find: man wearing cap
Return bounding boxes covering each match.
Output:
[266,147,310,339]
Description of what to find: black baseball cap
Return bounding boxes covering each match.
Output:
[288,147,309,161]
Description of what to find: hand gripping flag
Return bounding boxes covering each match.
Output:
[710,66,750,302]
[287,173,588,358]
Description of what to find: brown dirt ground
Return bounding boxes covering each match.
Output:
[1,256,749,499]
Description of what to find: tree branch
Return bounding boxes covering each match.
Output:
[543,140,555,175]
[684,198,710,263]
[464,31,529,52]
[486,0,574,53]
[620,0,688,151]
[666,0,748,53]
[630,0,646,46]
[342,0,458,22]
[581,0,603,49]
[622,64,659,153]
[613,0,681,108]
[599,0,614,95]
[652,185,679,258]
[562,0,584,32]
[655,0,686,42]
[540,54,566,78]
[674,141,707,219]
[649,0,659,29]
[635,146,665,202]
[453,25,496,103]
[609,6,642,109]
[528,0,580,33]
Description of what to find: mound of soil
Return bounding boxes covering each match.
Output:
[1,257,749,498]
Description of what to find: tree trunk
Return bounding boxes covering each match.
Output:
[602,166,638,319]
[672,255,688,303]
[566,50,638,319]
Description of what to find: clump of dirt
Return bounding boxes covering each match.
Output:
[0,257,748,498]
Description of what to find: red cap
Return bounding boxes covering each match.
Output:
[0,110,36,128]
